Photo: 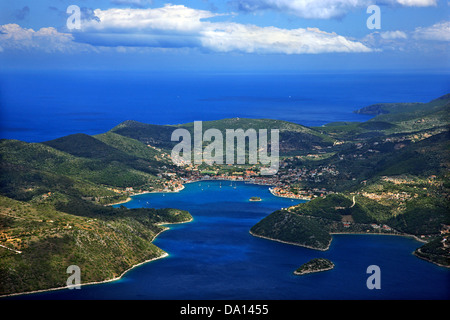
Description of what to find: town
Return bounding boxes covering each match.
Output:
[110,151,341,201]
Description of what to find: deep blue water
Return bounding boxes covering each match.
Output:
[10,181,450,300]
[0,71,449,142]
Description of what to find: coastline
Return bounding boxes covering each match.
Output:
[0,252,169,299]
[106,185,186,207]
[249,230,331,251]
[293,265,335,275]
[294,262,335,276]
[0,216,193,299]
[268,187,311,201]
[250,229,432,254]
[250,227,450,269]
[108,196,133,206]
[413,248,450,269]
[329,231,426,242]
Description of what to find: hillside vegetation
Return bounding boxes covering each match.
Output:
[318,95,449,140]
[251,95,450,265]
[0,195,191,296]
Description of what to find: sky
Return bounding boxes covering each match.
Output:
[0,0,449,72]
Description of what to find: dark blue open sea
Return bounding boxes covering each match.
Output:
[0,71,448,142]
[9,182,450,300]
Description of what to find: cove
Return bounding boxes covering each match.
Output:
[13,181,450,300]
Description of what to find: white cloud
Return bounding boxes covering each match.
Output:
[413,21,450,41]
[362,31,407,51]
[230,0,370,19]
[362,21,450,53]
[229,0,438,19]
[83,5,218,33]
[0,24,93,53]
[72,4,371,54]
[3,4,446,56]
[73,5,220,48]
[396,0,437,6]
[110,0,153,8]
[380,30,408,40]
[201,23,371,54]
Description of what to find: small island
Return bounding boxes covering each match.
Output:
[249,196,262,202]
[294,258,334,276]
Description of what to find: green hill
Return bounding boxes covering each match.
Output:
[0,139,117,201]
[250,210,332,250]
[0,134,192,295]
[110,120,177,150]
[111,118,335,156]
[43,133,163,176]
[375,131,449,177]
[94,132,165,161]
[181,118,335,154]
[0,194,191,296]
[318,94,450,140]
[43,133,130,160]
[249,94,449,266]
[0,139,160,199]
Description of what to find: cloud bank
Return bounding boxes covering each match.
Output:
[0,23,93,53]
[362,20,449,52]
[413,21,450,41]
[72,4,371,54]
[229,0,438,19]
[1,4,446,56]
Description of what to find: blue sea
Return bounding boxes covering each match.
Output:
[0,71,449,142]
[9,181,450,300]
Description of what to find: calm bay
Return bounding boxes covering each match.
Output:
[12,181,450,300]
